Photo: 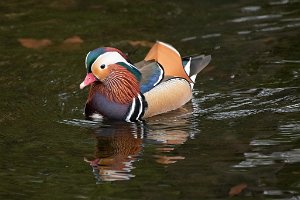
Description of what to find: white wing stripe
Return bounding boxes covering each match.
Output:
[136,94,143,120]
[153,65,164,86]
[126,98,136,122]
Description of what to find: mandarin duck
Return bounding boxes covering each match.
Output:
[80,41,211,122]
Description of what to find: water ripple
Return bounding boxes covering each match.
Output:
[269,0,290,5]
[234,148,300,168]
[233,120,300,169]
[195,87,300,120]
[230,14,282,23]
[241,6,261,12]
[201,33,221,39]
[272,59,300,64]
[208,109,260,120]
[250,139,280,146]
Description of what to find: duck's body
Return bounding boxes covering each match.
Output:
[80,41,211,122]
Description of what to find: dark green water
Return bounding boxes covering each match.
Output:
[1,0,300,199]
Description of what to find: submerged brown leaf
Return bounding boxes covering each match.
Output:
[63,36,84,45]
[60,36,84,50]
[229,183,247,197]
[18,38,52,49]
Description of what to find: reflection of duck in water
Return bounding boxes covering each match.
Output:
[84,110,196,182]
[84,122,144,182]
[149,129,188,165]
[146,103,196,164]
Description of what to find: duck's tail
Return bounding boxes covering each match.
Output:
[183,55,211,89]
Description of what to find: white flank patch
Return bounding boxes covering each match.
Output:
[190,74,197,89]
[190,74,197,82]
[184,57,192,76]
[126,98,136,122]
[190,83,195,89]
[157,41,181,57]
[136,94,144,120]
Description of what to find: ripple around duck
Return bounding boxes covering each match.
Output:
[60,112,198,182]
[59,119,101,128]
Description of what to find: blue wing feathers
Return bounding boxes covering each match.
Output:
[139,62,164,94]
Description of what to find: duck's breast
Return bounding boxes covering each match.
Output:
[86,93,130,120]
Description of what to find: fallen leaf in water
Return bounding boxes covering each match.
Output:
[63,36,84,44]
[18,38,52,49]
[128,40,154,47]
[229,183,247,197]
[60,36,84,50]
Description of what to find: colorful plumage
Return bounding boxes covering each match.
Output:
[80,41,211,122]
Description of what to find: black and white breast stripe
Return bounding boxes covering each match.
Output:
[125,94,148,122]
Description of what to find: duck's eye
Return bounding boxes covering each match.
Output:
[100,64,106,69]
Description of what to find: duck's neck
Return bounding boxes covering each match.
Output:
[88,70,140,105]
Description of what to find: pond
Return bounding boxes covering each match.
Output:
[0,0,300,199]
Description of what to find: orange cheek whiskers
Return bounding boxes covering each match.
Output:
[89,65,140,105]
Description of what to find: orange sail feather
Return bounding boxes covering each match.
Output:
[144,41,192,82]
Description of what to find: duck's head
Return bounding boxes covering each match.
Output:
[80,47,141,89]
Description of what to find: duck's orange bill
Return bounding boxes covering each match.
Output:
[80,73,97,89]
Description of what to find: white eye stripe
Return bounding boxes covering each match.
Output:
[92,52,130,67]
[85,51,91,69]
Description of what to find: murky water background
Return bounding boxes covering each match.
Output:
[1,0,299,199]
